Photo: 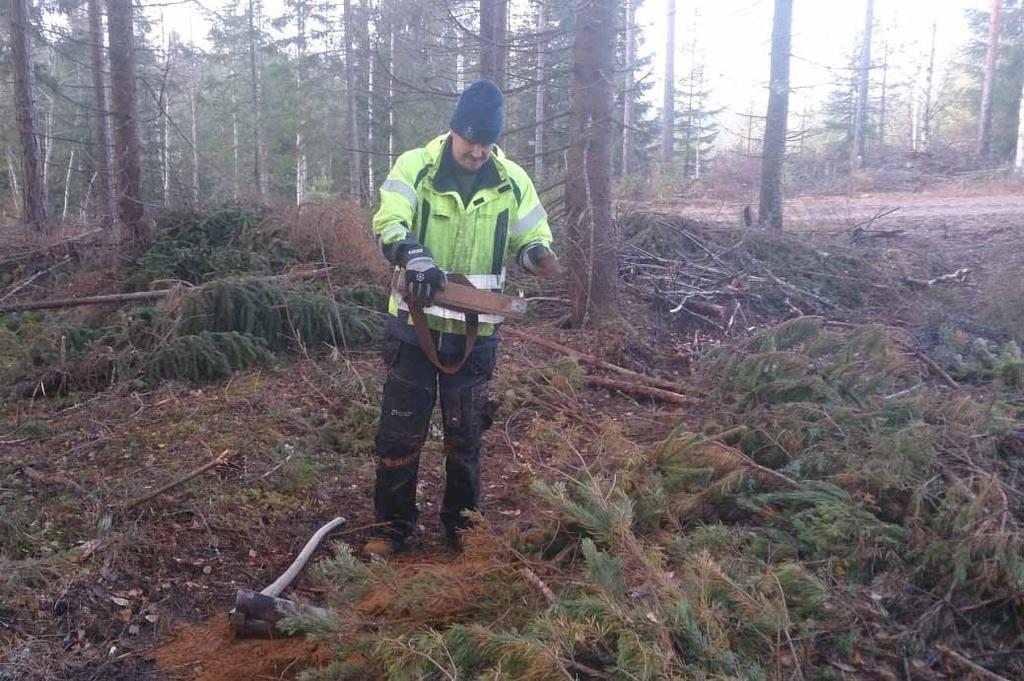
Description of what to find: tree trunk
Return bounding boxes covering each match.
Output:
[62,149,75,221]
[160,40,171,207]
[344,0,360,200]
[6,149,21,218]
[534,0,546,181]
[455,23,465,91]
[231,70,240,200]
[495,0,508,90]
[661,0,676,163]
[852,0,873,170]
[566,0,618,327]
[978,0,1001,159]
[480,0,495,81]
[87,0,116,228]
[161,86,170,206]
[42,93,53,207]
[479,0,507,89]
[295,0,308,206]
[879,40,888,150]
[684,34,698,178]
[911,95,919,152]
[695,64,705,180]
[757,0,793,231]
[190,62,200,204]
[106,0,147,248]
[922,21,937,151]
[343,0,362,201]
[622,0,636,175]
[249,0,267,196]
[387,25,395,161]
[359,1,373,203]
[1015,77,1024,172]
[10,0,48,231]
[367,43,375,197]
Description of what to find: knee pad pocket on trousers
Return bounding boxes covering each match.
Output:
[442,380,495,447]
[378,371,433,450]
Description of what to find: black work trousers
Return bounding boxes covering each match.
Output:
[372,333,498,542]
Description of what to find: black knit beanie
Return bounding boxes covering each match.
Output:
[450,79,504,144]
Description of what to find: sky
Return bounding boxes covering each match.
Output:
[635,0,984,144]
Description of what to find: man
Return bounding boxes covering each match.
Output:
[364,79,558,558]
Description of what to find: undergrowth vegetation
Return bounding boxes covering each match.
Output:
[128,208,296,290]
[289,319,1023,680]
[0,208,386,390]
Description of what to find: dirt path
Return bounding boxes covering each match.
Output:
[654,192,1024,227]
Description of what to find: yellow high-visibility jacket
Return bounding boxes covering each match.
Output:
[372,133,553,342]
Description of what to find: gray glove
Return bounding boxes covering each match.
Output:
[403,245,447,304]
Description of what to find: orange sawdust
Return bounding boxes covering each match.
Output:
[150,614,330,681]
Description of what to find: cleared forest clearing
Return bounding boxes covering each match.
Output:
[0,195,1021,680]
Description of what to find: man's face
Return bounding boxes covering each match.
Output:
[450,131,494,172]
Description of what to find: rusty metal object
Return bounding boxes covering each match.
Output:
[434,276,528,318]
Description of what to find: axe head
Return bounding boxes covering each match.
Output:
[229,589,329,639]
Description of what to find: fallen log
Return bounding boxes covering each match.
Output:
[0,267,335,314]
[0,289,171,313]
[125,449,234,510]
[583,375,697,406]
[502,326,695,396]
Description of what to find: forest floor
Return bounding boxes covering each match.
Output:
[1,192,1022,680]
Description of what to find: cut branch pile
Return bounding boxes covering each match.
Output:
[619,213,904,329]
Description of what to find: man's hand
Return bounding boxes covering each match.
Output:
[522,244,562,279]
[403,246,447,304]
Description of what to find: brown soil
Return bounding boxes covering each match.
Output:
[150,615,330,681]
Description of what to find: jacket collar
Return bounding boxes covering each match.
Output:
[425,133,505,196]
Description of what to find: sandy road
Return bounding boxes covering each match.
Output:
[658,192,1024,227]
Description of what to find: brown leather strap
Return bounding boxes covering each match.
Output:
[408,301,478,375]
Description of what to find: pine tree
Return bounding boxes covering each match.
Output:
[961,1,1024,163]
[9,0,48,231]
[675,60,721,181]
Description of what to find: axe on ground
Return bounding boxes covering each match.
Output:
[229,516,346,638]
